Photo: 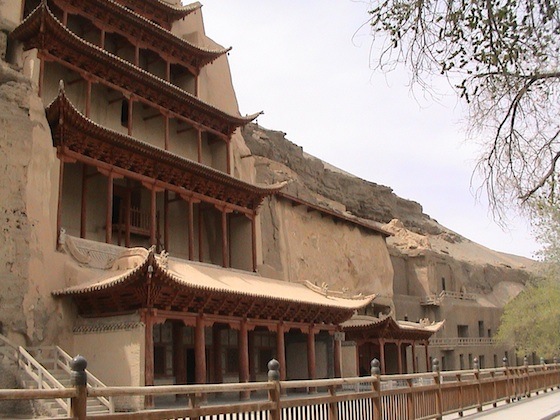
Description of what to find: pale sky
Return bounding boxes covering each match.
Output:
[196,0,539,259]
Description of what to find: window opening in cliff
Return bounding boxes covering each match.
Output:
[457,325,469,338]
[478,321,484,337]
[441,277,446,291]
[459,354,465,370]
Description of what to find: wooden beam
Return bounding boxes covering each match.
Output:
[276,323,286,381]
[195,315,206,385]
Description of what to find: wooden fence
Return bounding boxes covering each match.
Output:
[1,356,560,419]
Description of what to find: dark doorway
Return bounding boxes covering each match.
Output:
[186,348,195,384]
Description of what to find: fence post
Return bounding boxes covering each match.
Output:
[503,357,511,403]
[433,358,442,420]
[473,357,482,412]
[268,359,281,420]
[371,359,382,420]
[554,357,559,390]
[70,355,87,420]
[524,356,530,398]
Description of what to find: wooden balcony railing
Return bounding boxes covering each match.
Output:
[1,356,560,420]
[420,290,478,306]
[429,337,495,347]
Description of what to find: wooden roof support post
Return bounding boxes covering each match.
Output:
[307,326,317,393]
[105,171,113,244]
[195,315,207,385]
[62,10,68,26]
[80,165,88,239]
[276,323,286,381]
[238,319,250,400]
[379,338,386,375]
[334,332,342,378]
[142,309,155,407]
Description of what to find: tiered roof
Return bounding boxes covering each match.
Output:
[54,241,375,324]
[111,0,200,30]
[47,89,283,211]
[342,315,444,341]
[11,4,259,137]
[51,0,229,74]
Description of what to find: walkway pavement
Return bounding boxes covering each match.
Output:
[445,388,560,419]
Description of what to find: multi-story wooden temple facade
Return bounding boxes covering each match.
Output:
[1,0,461,409]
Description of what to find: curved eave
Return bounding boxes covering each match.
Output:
[112,0,200,29]
[46,91,283,209]
[52,0,228,70]
[53,251,373,325]
[10,4,259,136]
[342,315,441,341]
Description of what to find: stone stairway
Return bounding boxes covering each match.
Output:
[0,334,112,418]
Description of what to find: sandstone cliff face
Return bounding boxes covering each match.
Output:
[0,58,67,346]
[242,123,535,306]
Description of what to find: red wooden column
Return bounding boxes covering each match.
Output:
[105,172,113,244]
[142,310,155,407]
[62,10,68,26]
[248,331,256,382]
[195,315,206,385]
[164,115,169,150]
[238,320,250,400]
[212,325,223,384]
[198,204,204,263]
[397,340,403,374]
[80,165,88,239]
[379,338,386,375]
[333,333,342,378]
[276,324,286,381]
[307,326,317,392]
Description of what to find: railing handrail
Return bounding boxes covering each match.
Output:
[421,290,478,304]
[429,336,495,346]
[1,361,559,419]
[17,346,69,414]
[53,346,113,413]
